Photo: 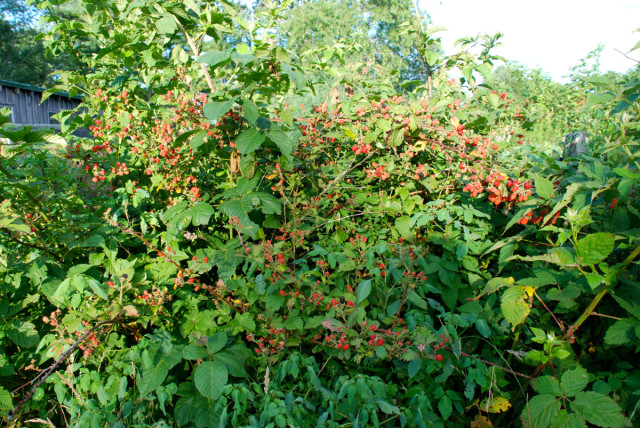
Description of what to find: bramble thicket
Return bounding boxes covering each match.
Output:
[1,0,640,427]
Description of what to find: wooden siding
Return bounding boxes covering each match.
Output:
[0,83,81,127]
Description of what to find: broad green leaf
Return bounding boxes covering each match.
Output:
[570,391,625,427]
[0,386,12,410]
[155,15,177,34]
[213,346,248,378]
[534,376,562,396]
[138,360,169,396]
[190,202,215,226]
[207,333,227,354]
[240,99,259,123]
[7,321,39,348]
[575,233,614,265]
[194,361,228,399]
[236,128,265,154]
[604,318,636,345]
[475,319,492,338]
[408,359,422,378]
[204,98,237,122]
[438,395,452,420]
[521,395,561,428]
[560,367,588,397]
[267,129,294,159]
[501,286,532,331]
[356,279,372,304]
[183,344,209,360]
[534,176,554,199]
[197,48,232,67]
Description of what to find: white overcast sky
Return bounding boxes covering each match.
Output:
[419,0,640,81]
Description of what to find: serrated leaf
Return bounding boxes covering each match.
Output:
[480,396,511,413]
[213,346,248,378]
[501,286,531,331]
[522,394,561,428]
[535,176,554,199]
[183,344,209,360]
[604,318,636,345]
[190,202,215,226]
[267,129,294,159]
[0,386,12,410]
[194,361,228,399]
[138,360,169,396]
[575,233,614,265]
[560,367,588,397]
[236,128,265,154]
[534,376,563,396]
[204,98,237,122]
[570,391,625,427]
[207,332,227,354]
[240,99,259,123]
[197,48,232,67]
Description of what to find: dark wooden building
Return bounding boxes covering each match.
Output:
[0,79,82,130]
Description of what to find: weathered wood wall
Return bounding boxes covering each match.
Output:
[0,81,82,128]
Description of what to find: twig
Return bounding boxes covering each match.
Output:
[614,48,640,64]
[443,347,534,380]
[174,19,216,93]
[8,318,121,421]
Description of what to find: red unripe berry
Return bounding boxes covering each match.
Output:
[192,256,198,261]
[279,290,286,296]
[203,256,209,263]
[435,354,443,362]
[370,325,376,332]
[524,182,532,190]
[342,344,349,351]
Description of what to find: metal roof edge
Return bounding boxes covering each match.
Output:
[0,79,84,100]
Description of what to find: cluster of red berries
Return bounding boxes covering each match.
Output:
[246,330,286,355]
[351,142,373,155]
[323,332,350,351]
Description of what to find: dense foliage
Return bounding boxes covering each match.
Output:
[1,1,639,427]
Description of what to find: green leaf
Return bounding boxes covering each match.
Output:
[183,344,209,360]
[190,202,215,226]
[7,321,39,348]
[438,395,452,420]
[204,98,237,122]
[197,48,232,68]
[570,391,625,427]
[240,99,259,124]
[236,128,265,154]
[501,286,532,331]
[475,319,492,338]
[194,361,228,399]
[213,346,248,378]
[535,176,554,200]
[560,367,588,397]
[207,333,227,354]
[85,276,108,300]
[408,359,422,378]
[534,376,563,397]
[356,279,372,304]
[156,15,177,34]
[574,233,614,265]
[267,129,294,159]
[521,395,561,428]
[0,386,12,410]
[138,360,169,396]
[604,318,636,345]
[377,399,400,415]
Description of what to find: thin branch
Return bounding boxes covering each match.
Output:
[174,18,216,93]
[8,318,122,421]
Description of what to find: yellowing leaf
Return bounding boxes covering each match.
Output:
[524,286,535,297]
[480,396,511,413]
